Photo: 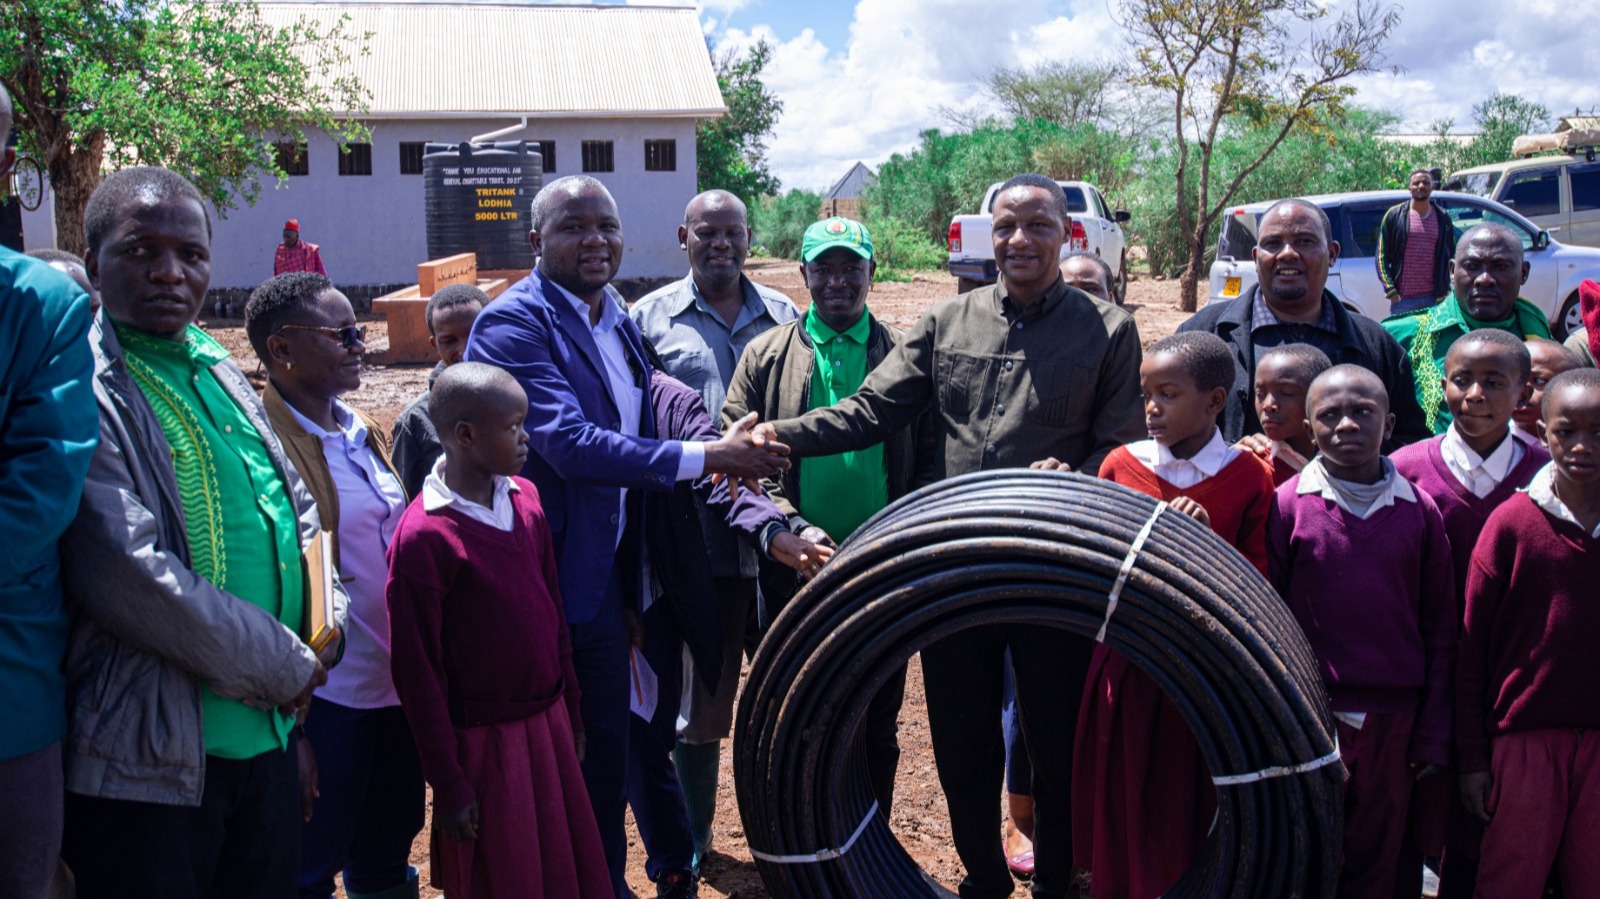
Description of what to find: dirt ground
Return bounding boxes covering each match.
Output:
[203,261,1191,899]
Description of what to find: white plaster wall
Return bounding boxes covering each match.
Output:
[21,116,701,287]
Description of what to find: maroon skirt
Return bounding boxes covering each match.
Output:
[431,704,612,899]
[1072,644,1215,899]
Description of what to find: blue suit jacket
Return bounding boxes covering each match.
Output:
[465,271,680,624]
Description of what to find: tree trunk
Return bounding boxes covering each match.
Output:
[1178,236,1207,312]
[47,137,105,257]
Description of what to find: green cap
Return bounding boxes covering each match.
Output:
[801,217,874,263]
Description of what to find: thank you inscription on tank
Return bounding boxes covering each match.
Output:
[440,165,524,222]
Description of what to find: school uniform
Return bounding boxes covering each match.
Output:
[1268,458,1456,898]
[1391,427,1548,889]
[386,464,611,899]
[1457,468,1600,898]
[1074,433,1274,899]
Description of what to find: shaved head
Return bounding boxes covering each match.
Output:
[1458,223,1525,266]
[685,189,747,224]
[1310,364,1389,412]
[529,175,614,235]
[428,362,526,440]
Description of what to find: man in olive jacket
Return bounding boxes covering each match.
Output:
[722,217,930,815]
[752,180,1144,899]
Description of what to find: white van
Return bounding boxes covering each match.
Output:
[1447,154,1600,248]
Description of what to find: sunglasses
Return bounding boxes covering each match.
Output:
[276,324,368,349]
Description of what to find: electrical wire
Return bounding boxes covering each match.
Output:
[733,469,1343,898]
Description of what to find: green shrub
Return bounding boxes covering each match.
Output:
[750,189,824,260]
[861,211,946,280]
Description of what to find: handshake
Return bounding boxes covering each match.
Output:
[705,414,789,496]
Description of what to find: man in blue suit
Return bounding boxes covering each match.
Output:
[464,175,789,898]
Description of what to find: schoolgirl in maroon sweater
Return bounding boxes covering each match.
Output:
[1457,368,1600,898]
[386,363,610,899]
[1267,365,1455,899]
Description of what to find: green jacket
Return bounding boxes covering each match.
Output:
[1382,295,1551,433]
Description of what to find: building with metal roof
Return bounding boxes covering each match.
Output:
[22,2,724,297]
[819,161,873,219]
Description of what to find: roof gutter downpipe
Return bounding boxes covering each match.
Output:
[469,116,529,143]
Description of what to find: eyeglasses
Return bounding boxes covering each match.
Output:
[275,324,368,349]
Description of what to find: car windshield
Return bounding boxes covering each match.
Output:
[1435,198,1537,251]
[1445,172,1500,197]
[1217,213,1258,259]
[987,185,1090,214]
[1217,205,1350,258]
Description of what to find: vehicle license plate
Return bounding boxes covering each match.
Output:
[1223,277,1241,297]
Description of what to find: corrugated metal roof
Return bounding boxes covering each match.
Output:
[256,3,726,117]
[1558,116,1600,132]
[823,161,873,200]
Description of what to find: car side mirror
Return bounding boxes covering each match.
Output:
[1534,230,1551,250]
[1114,209,1131,223]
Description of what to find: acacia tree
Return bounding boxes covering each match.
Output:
[1,0,369,254]
[1123,0,1400,310]
[697,40,783,209]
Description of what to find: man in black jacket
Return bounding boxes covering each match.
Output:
[1178,198,1430,448]
[1377,169,1457,315]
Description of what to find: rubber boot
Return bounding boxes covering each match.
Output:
[672,740,722,870]
[346,868,421,899]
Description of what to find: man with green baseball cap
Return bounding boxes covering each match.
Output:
[722,215,926,810]
[801,215,874,263]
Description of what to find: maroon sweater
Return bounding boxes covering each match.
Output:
[1267,476,1457,766]
[1457,493,1600,772]
[1391,433,1548,605]
[385,480,581,814]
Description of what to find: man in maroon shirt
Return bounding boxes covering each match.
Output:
[273,218,326,277]
[1378,169,1456,315]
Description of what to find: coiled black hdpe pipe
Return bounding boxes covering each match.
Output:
[734,469,1343,898]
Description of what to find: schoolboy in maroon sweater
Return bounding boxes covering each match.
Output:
[1267,365,1455,898]
[1390,330,1547,896]
[1457,368,1600,898]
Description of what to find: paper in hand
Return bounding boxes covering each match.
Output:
[629,647,658,722]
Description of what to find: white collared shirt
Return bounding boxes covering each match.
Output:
[549,280,705,547]
[1297,456,1417,520]
[1524,461,1600,537]
[422,456,520,531]
[1441,426,1526,498]
[1125,429,1239,489]
[286,399,407,709]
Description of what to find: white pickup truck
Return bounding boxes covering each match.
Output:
[946,179,1131,303]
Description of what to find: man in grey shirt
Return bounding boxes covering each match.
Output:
[629,189,799,875]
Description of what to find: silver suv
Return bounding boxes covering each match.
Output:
[1206,190,1600,338]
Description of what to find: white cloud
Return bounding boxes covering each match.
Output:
[1348,0,1600,133]
[709,0,1120,191]
[713,0,1600,191]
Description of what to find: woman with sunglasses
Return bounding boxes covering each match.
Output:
[244,272,424,899]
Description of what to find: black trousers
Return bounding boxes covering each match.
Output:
[921,624,1093,899]
[63,743,300,899]
[864,663,909,814]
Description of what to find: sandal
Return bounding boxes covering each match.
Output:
[1007,849,1035,879]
